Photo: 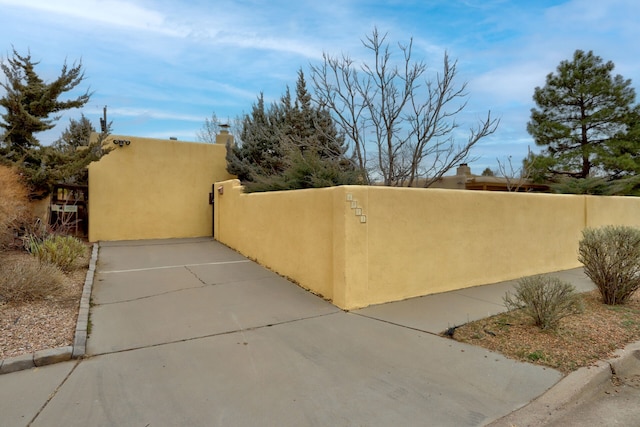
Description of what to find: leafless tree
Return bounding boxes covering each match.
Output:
[196,112,221,144]
[310,28,499,186]
[496,148,534,192]
[196,112,241,144]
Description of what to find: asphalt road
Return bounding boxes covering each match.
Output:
[544,367,640,427]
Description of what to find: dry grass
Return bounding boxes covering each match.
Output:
[0,250,88,359]
[0,165,30,248]
[0,253,67,303]
[452,290,640,373]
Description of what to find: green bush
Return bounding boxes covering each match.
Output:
[578,225,640,305]
[243,149,362,193]
[25,234,87,272]
[0,255,66,303]
[504,276,583,330]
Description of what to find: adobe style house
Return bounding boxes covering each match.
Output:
[429,164,550,192]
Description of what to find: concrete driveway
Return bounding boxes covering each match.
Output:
[1,238,564,426]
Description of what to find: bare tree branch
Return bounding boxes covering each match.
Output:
[310,28,499,186]
[496,147,535,192]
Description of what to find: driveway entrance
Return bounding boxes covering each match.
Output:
[9,238,563,426]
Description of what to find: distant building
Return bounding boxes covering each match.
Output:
[428,164,550,192]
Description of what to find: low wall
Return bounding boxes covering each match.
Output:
[214,180,640,310]
[362,188,585,307]
[89,135,234,241]
[215,180,336,299]
[586,195,640,229]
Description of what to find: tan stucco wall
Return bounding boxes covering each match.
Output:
[89,135,233,241]
[215,180,336,299]
[585,195,640,229]
[215,181,640,310]
[363,188,584,306]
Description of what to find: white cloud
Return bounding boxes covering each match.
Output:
[0,0,184,36]
[107,106,203,122]
[470,62,548,105]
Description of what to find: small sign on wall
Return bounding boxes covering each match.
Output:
[51,204,78,213]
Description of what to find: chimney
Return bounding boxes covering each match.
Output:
[456,163,472,176]
[215,124,233,145]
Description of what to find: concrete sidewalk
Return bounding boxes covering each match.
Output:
[0,238,603,426]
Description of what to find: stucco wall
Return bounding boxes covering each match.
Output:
[89,135,233,241]
[585,195,640,229]
[214,181,640,310]
[215,180,336,299]
[361,188,584,307]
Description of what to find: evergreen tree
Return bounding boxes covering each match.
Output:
[226,70,360,191]
[288,69,347,160]
[47,114,112,185]
[0,48,90,153]
[481,167,495,177]
[527,50,637,179]
[53,114,94,153]
[6,115,113,193]
[0,49,94,197]
[226,92,288,182]
[594,106,640,178]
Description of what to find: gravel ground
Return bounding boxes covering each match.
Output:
[0,252,86,359]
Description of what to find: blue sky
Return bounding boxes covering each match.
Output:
[1,0,639,173]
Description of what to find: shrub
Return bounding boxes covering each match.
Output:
[25,234,87,272]
[578,225,640,305]
[0,255,66,303]
[243,149,362,193]
[503,276,583,330]
[21,216,78,245]
[0,165,30,248]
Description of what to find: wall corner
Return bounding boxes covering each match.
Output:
[332,186,369,310]
[214,179,242,242]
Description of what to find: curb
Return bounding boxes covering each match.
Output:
[488,339,640,426]
[72,243,98,359]
[0,243,98,375]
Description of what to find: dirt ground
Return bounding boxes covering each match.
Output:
[453,290,640,373]
[0,251,87,359]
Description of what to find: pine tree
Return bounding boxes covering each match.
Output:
[226,70,360,191]
[527,50,637,179]
[595,106,640,178]
[45,114,112,185]
[53,114,94,153]
[288,69,347,160]
[0,49,94,197]
[226,93,288,182]
[0,49,90,153]
[6,115,112,194]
